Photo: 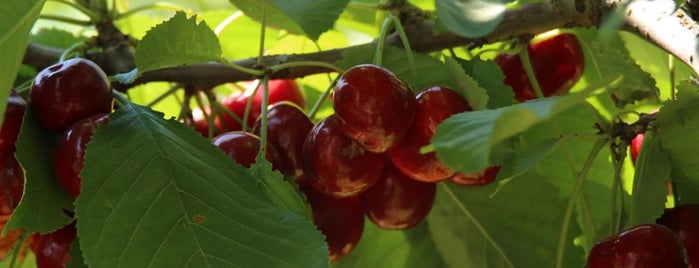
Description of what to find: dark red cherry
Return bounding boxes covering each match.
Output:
[0,154,24,210]
[53,114,109,199]
[252,102,313,184]
[34,222,77,268]
[586,224,688,268]
[221,79,305,130]
[333,64,416,153]
[449,166,501,186]
[388,131,454,183]
[411,86,471,141]
[30,58,113,132]
[657,204,699,266]
[301,185,363,263]
[211,131,288,173]
[0,91,27,154]
[495,33,584,102]
[361,163,436,230]
[302,115,385,197]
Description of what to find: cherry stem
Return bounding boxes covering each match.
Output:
[269,61,344,74]
[116,2,191,21]
[220,61,265,77]
[212,100,243,128]
[374,14,393,66]
[257,8,267,67]
[518,47,545,99]
[146,83,181,107]
[192,92,214,138]
[38,14,92,26]
[419,144,435,154]
[389,14,417,85]
[669,54,676,101]
[8,231,28,268]
[555,136,608,268]
[241,80,261,132]
[112,90,131,107]
[258,77,270,156]
[308,78,338,120]
[47,0,102,22]
[610,146,624,235]
[213,11,244,35]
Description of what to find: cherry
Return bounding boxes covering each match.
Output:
[495,33,584,102]
[53,113,109,199]
[586,224,688,267]
[302,115,386,197]
[220,79,305,130]
[33,222,77,268]
[30,58,113,132]
[361,162,436,230]
[630,132,644,164]
[657,204,699,266]
[252,102,314,184]
[333,64,416,153]
[211,131,288,173]
[0,154,24,210]
[449,166,501,187]
[0,91,27,154]
[301,185,363,263]
[388,86,471,182]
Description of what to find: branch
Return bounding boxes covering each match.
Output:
[21,0,699,91]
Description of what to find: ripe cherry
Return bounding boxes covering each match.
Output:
[220,79,305,130]
[657,204,699,266]
[0,91,27,154]
[361,163,436,230]
[333,64,416,153]
[211,131,288,173]
[630,132,644,164]
[33,222,77,268]
[449,166,501,187]
[0,154,24,210]
[495,33,584,102]
[53,113,109,199]
[388,86,471,182]
[30,58,113,132]
[301,185,363,263]
[302,115,386,197]
[586,224,688,267]
[252,102,314,184]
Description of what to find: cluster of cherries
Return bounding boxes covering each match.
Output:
[0,57,114,267]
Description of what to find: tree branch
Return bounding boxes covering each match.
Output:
[21,0,699,91]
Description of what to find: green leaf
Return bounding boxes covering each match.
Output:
[67,237,87,268]
[456,57,514,108]
[655,82,699,204]
[0,0,45,128]
[435,0,506,38]
[31,28,84,49]
[338,45,458,92]
[624,131,670,228]
[76,103,328,267]
[333,221,446,268]
[7,110,74,234]
[444,57,488,110]
[229,0,350,40]
[432,96,584,174]
[577,30,658,108]
[248,155,312,220]
[135,11,223,74]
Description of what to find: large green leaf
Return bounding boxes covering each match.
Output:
[0,0,45,128]
[435,0,506,38]
[333,221,446,268]
[444,57,488,110]
[135,11,223,75]
[76,103,328,267]
[229,0,350,40]
[455,57,514,108]
[655,83,699,204]
[249,155,312,220]
[7,110,74,234]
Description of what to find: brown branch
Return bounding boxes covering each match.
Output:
[21,0,699,91]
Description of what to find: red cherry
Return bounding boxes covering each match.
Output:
[361,163,436,230]
[211,131,288,173]
[30,58,113,132]
[252,102,314,184]
[657,204,699,266]
[411,86,472,140]
[34,222,77,268]
[449,166,501,186]
[53,114,109,199]
[333,64,416,153]
[0,154,24,210]
[302,115,385,197]
[495,33,584,102]
[586,224,688,267]
[0,91,27,154]
[301,185,363,263]
[630,132,644,164]
[220,79,305,130]
[388,131,454,183]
